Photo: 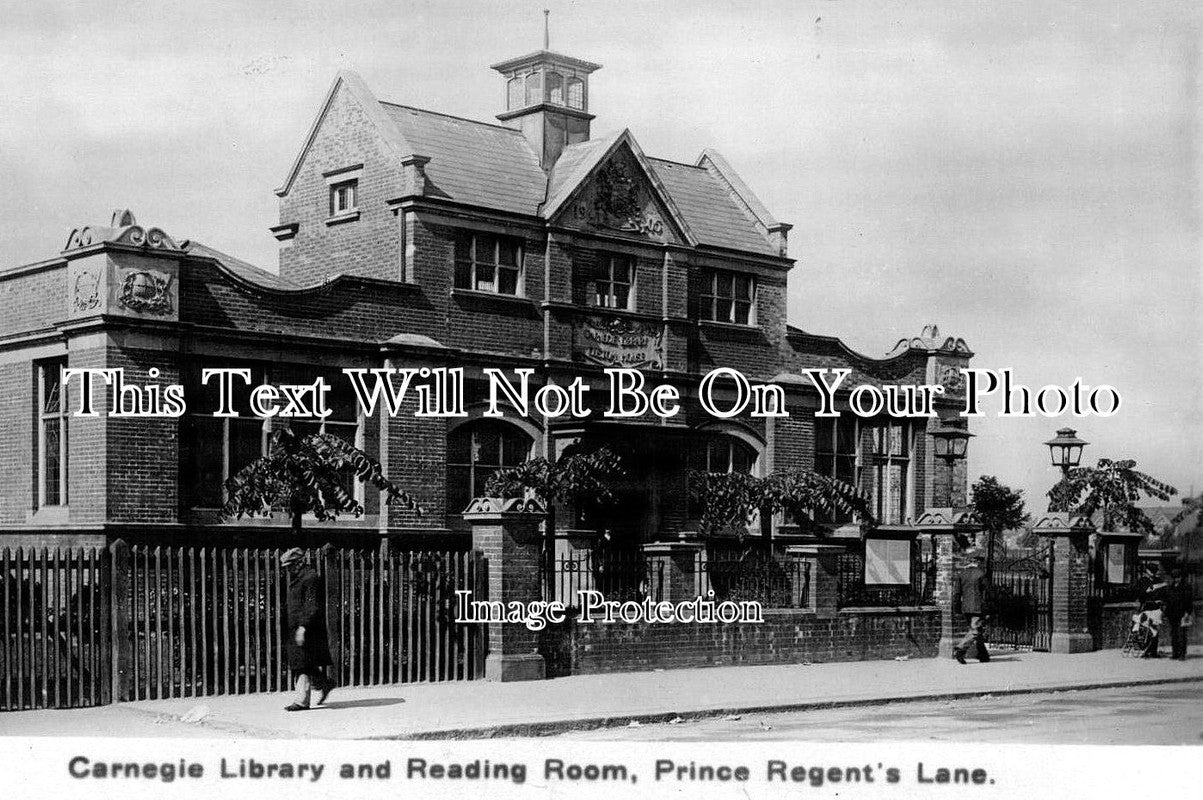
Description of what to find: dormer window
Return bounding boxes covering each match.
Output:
[455,232,523,296]
[330,179,357,216]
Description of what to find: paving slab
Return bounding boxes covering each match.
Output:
[1,647,1200,740]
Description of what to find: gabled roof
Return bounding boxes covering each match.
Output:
[698,149,780,229]
[542,135,614,216]
[275,70,415,198]
[541,129,696,247]
[278,70,787,257]
[380,104,545,215]
[650,157,779,256]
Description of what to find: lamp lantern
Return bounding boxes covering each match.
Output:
[930,421,973,462]
[1044,427,1088,475]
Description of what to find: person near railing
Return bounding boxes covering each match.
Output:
[952,550,990,665]
[1162,568,1194,661]
[281,548,335,711]
[1135,565,1167,658]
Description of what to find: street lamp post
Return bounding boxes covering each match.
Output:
[929,420,973,508]
[930,420,980,569]
[1044,427,1089,518]
[1044,427,1089,477]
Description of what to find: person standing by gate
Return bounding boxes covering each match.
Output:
[953,550,990,664]
[1163,568,1194,661]
[281,547,335,710]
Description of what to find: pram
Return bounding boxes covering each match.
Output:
[1122,601,1162,657]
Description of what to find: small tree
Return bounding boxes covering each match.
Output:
[971,475,1030,576]
[1047,457,1176,534]
[688,469,873,537]
[485,446,624,518]
[485,444,625,548]
[223,427,421,535]
[1161,491,1203,554]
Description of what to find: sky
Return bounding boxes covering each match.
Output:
[0,0,1199,511]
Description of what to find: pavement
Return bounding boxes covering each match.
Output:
[1,646,1200,740]
[563,682,1203,745]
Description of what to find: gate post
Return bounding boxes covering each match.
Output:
[916,508,980,659]
[108,539,133,703]
[463,497,547,682]
[1035,513,1095,653]
[640,541,704,602]
[784,544,845,618]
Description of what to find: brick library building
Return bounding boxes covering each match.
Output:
[0,44,991,684]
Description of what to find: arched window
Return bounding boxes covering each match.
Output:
[507,77,523,110]
[566,77,584,109]
[524,72,543,107]
[691,433,758,475]
[447,420,534,515]
[687,432,759,522]
[546,72,564,105]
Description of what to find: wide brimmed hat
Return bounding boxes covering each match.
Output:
[280,547,305,566]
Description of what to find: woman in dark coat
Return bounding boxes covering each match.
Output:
[281,548,334,710]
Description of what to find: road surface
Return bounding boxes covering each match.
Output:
[563,683,1203,745]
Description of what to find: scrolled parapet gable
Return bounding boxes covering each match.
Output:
[882,324,974,402]
[1032,512,1096,535]
[780,326,932,391]
[61,211,182,323]
[915,507,981,532]
[462,496,548,517]
[63,209,181,254]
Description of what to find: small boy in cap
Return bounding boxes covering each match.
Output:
[281,548,335,710]
[952,549,990,664]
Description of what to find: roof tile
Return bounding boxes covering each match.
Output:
[377,102,779,256]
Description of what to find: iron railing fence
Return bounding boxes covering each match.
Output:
[545,542,812,610]
[544,548,664,607]
[700,547,811,609]
[835,546,934,609]
[1,543,487,711]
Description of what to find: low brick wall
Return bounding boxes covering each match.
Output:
[1090,600,1203,649]
[539,606,940,677]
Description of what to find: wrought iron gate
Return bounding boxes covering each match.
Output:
[988,545,1053,651]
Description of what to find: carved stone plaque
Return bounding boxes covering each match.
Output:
[565,150,671,242]
[579,316,663,370]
